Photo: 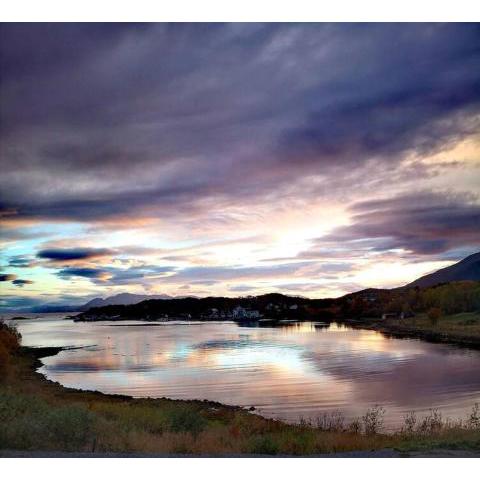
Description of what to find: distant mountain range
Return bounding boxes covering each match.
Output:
[25,293,174,313]
[80,293,173,311]
[407,252,480,288]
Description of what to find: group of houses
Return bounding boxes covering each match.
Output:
[202,306,261,320]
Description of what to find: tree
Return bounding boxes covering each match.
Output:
[427,307,442,325]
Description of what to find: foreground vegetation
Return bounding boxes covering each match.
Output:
[1,322,480,456]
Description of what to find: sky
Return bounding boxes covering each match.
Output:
[0,23,479,310]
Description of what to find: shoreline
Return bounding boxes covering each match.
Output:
[23,344,253,414]
[1,332,479,455]
[340,317,480,350]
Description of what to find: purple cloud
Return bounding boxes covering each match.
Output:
[318,191,480,255]
[0,24,478,227]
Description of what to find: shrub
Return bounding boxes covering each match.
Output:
[348,418,362,434]
[402,411,417,435]
[0,322,21,351]
[45,405,96,450]
[315,411,345,431]
[248,435,279,455]
[95,403,167,434]
[362,405,385,435]
[298,416,312,428]
[0,343,11,379]
[166,406,207,438]
[0,390,95,451]
[467,403,480,429]
[418,409,443,434]
[285,430,316,455]
[0,322,21,379]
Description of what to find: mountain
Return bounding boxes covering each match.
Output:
[80,293,173,311]
[407,252,480,288]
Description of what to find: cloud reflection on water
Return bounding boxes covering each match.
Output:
[14,316,480,428]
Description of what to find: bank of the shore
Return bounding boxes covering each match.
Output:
[1,323,480,457]
[342,312,480,349]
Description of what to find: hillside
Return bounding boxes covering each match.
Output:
[76,293,329,321]
[407,252,480,288]
[76,280,480,323]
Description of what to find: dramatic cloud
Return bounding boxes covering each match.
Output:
[319,191,480,255]
[37,248,114,262]
[55,264,175,285]
[1,24,479,225]
[0,24,479,303]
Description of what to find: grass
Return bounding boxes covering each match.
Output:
[397,312,480,337]
[1,321,480,455]
[0,390,95,451]
[0,375,396,455]
[354,312,480,347]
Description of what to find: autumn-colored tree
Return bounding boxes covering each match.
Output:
[0,322,21,379]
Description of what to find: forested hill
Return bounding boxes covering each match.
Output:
[76,293,336,321]
[76,282,480,322]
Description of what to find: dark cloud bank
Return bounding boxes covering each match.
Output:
[0,23,479,231]
[319,192,480,256]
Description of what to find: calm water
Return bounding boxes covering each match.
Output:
[8,314,480,429]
